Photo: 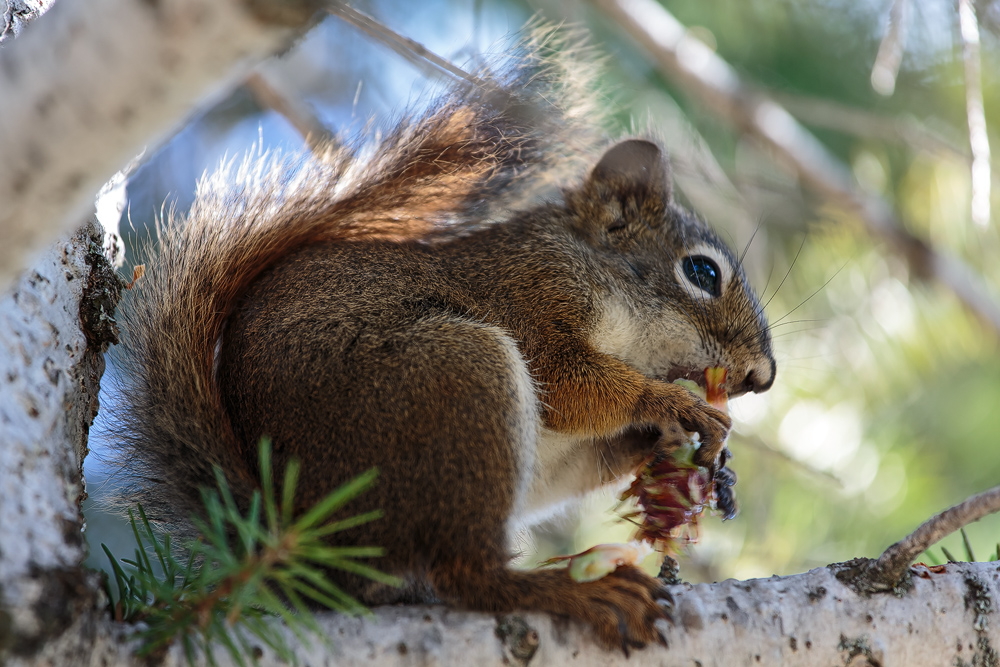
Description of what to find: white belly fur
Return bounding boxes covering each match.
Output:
[512,426,618,529]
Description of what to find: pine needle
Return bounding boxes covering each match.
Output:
[102,439,398,665]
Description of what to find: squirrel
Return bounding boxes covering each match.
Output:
[112,32,775,652]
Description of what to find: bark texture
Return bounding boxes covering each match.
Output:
[9,561,998,666]
[0,218,120,661]
[1,0,56,42]
[220,563,1000,666]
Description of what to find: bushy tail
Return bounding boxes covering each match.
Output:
[111,28,606,527]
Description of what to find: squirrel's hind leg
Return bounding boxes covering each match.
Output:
[388,318,671,652]
[326,315,541,602]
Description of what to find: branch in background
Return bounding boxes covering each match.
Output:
[327,4,483,87]
[958,0,993,227]
[870,0,909,96]
[734,434,842,486]
[591,0,1000,337]
[771,91,969,162]
[976,0,1000,37]
[244,71,336,153]
[862,484,1000,589]
[770,90,1000,192]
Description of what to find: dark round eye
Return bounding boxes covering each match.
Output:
[683,256,721,296]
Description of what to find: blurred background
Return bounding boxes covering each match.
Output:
[85,0,1000,585]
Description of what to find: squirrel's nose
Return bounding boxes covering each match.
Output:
[739,357,776,394]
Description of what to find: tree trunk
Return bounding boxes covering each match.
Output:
[0,218,118,661]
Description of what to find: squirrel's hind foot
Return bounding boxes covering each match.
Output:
[431,561,671,654]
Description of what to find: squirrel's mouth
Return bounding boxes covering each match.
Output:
[662,367,708,388]
[661,366,736,402]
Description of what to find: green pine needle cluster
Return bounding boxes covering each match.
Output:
[102,440,400,666]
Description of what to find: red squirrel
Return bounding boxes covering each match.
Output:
[113,33,775,651]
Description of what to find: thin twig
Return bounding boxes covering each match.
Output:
[770,90,970,163]
[733,434,843,486]
[873,484,1000,585]
[327,4,484,88]
[870,0,909,96]
[958,0,992,227]
[773,90,1000,191]
[244,72,335,154]
[591,0,1000,337]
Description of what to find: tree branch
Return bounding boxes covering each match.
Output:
[17,560,998,665]
[865,484,1000,588]
[591,0,1000,336]
[870,0,908,96]
[0,0,57,42]
[243,71,335,153]
[327,4,483,87]
[770,90,974,164]
[958,0,992,227]
[0,0,319,292]
[0,219,117,658]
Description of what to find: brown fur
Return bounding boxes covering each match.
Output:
[113,34,775,652]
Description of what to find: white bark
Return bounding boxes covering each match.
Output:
[1,0,57,41]
[12,560,1000,666]
[237,563,1000,666]
[958,0,992,227]
[0,0,314,292]
[0,218,112,659]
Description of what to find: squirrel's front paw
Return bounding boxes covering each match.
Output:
[573,565,672,653]
[637,382,731,466]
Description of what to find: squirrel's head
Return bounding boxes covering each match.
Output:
[569,139,776,399]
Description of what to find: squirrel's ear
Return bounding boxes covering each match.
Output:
[587,139,673,204]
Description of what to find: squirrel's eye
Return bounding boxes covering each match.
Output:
[683,256,721,296]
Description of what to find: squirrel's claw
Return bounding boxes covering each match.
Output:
[687,402,731,468]
[644,382,731,467]
[576,565,672,652]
